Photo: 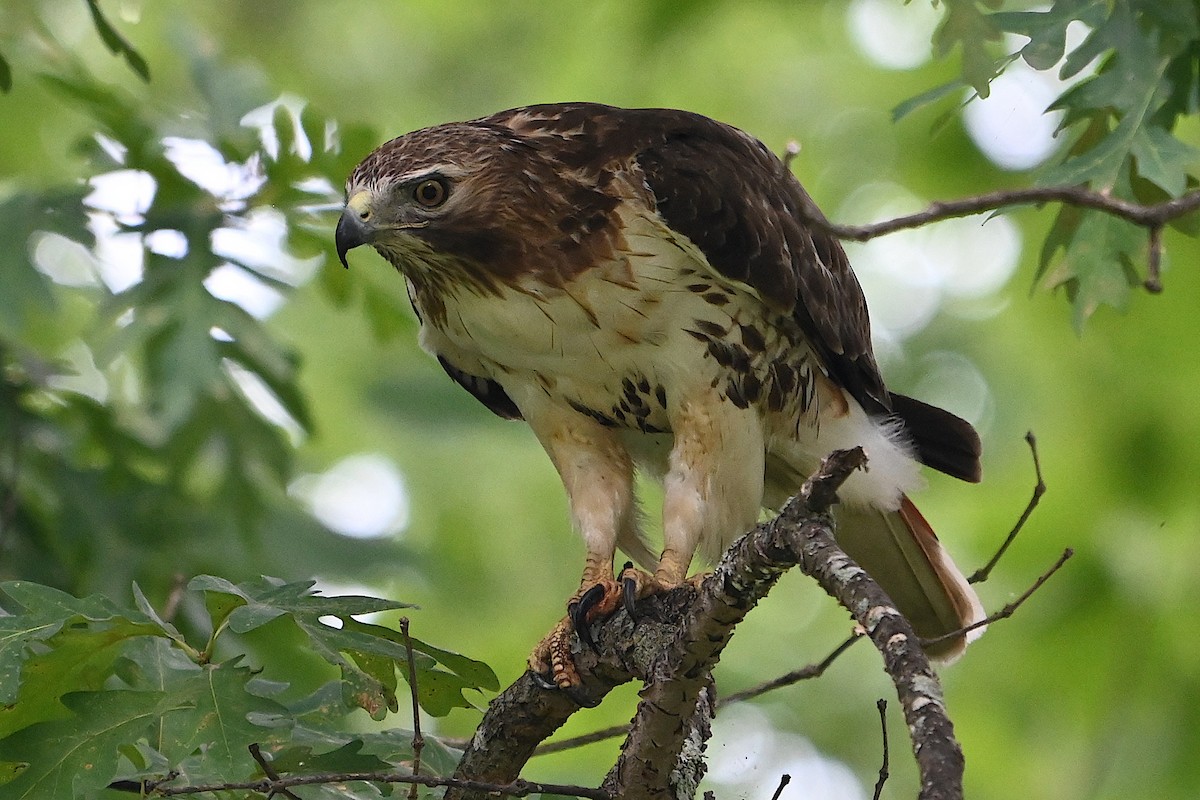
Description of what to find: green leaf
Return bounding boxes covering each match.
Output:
[1129,124,1200,196]
[0,690,186,799]
[409,637,500,693]
[84,0,151,82]
[184,576,493,717]
[0,188,91,339]
[0,624,139,739]
[0,582,160,705]
[933,1,1003,97]
[131,582,190,648]
[1039,210,1144,330]
[345,649,400,721]
[267,739,395,777]
[0,51,11,93]
[891,79,967,122]
[159,659,292,778]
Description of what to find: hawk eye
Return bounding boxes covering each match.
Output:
[413,178,448,208]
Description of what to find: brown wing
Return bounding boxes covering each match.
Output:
[626,108,889,414]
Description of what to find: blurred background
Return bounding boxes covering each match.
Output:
[1,1,1198,798]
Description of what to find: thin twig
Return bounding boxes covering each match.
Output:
[872,700,889,800]
[535,724,629,756]
[924,548,1074,649]
[770,773,792,800]
[159,573,187,624]
[798,185,1200,241]
[248,743,302,800]
[782,140,801,171]
[969,431,1046,584]
[1145,225,1164,293]
[794,184,1200,295]
[719,632,862,705]
[0,396,23,552]
[145,771,613,799]
[400,616,425,797]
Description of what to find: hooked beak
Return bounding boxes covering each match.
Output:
[335,191,374,268]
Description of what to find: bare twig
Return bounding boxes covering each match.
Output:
[782,140,801,171]
[772,450,963,800]
[797,185,1200,240]
[0,397,23,552]
[924,548,1074,650]
[969,431,1046,585]
[159,573,187,624]
[793,184,1200,294]
[399,617,425,799]
[535,723,628,756]
[1146,225,1164,293]
[770,773,792,800]
[248,743,301,800]
[872,700,890,800]
[719,632,862,706]
[146,771,613,799]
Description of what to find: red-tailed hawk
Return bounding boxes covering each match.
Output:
[336,103,985,687]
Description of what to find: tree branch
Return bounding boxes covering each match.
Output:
[794,184,1200,292]
[797,185,1200,240]
[146,769,614,799]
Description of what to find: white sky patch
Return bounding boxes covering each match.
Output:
[847,0,940,70]
[212,207,322,286]
[839,183,1021,341]
[88,213,144,293]
[85,169,155,224]
[145,229,189,259]
[204,263,285,319]
[705,705,865,800]
[222,358,305,445]
[241,94,313,161]
[47,341,108,402]
[963,61,1064,170]
[163,137,265,203]
[291,454,411,540]
[31,232,100,287]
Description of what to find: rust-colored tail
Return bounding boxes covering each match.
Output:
[835,496,985,661]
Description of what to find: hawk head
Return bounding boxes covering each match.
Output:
[334,119,625,289]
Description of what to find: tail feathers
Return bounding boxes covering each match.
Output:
[835,497,985,661]
[889,392,982,484]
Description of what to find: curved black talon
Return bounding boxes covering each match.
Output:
[570,583,607,652]
[529,669,559,691]
[621,574,640,622]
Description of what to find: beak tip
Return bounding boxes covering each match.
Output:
[334,210,365,269]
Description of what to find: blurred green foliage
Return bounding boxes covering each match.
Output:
[0,1,1198,798]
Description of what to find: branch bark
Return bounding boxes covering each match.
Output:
[792,183,1200,294]
[451,448,967,800]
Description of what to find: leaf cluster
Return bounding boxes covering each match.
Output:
[0,577,497,799]
[918,0,1200,327]
[0,52,410,596]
